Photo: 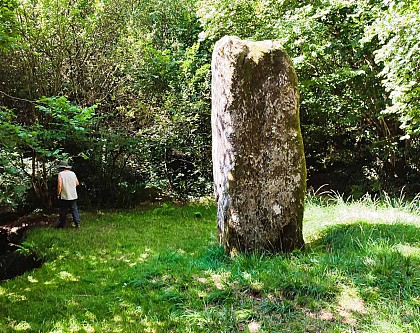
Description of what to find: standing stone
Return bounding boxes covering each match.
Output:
[212,36,306,254]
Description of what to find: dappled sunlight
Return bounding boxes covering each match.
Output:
[67,299,80,308]
[336,205,419,224]
[27,275,38,283]
[308,222,419,254]
[363,256,377,268]
[318,309,334,321]
[7,320,31,331]
[151,274,172,285]
[44,279,57,285]
[304,202,420,243]
[138,247,152,263]
[370,318,408,333]
[394,244,420,258]
[49,317,95,333]
[58,271,79,282]
[1,204,417,332]
[84,311,96,321]
[209,271,231,290]
[234,308,254,321]
[242,271,264,292]
[247,321,261,332]
[180,309,212,328]
[1,0,419,328]
[116,301,143,317]
[196,276,207,284]
[116,254,138,266]
[306,308,334,322]
[10,302,165,333]
[84,254,109,265]
[300,219,418,330]
[137,318,163,333]
[305,289,367,327]
[337,285,367,324]
[194,271,232,290]
[112,314,123,323]
[1,289,26,302]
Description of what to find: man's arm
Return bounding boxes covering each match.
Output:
[57,174,62,198]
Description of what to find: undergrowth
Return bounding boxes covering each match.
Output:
[0,197,418,333]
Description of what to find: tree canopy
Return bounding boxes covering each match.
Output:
[0,0,418,212]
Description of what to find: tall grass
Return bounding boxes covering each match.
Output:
[0,196,418,333]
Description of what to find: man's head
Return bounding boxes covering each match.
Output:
[57,160,72,170]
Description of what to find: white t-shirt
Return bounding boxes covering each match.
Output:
[59,171,78,200]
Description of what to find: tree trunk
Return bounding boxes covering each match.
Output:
[31,158,53,211]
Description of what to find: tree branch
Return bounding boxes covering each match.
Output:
[0,90,36,104]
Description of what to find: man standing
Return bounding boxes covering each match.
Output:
[56,160,80,229]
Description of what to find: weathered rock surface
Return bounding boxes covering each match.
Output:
[212,36,306,254]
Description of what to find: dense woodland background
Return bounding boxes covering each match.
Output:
[1,0,419,214]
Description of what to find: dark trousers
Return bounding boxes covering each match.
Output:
[58,199,80,227]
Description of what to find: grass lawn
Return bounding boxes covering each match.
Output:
[0,197,419,332]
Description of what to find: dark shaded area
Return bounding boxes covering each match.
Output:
[0,214,53,281]
[0,212,21,226]
[311,222,420,251]
[73,156,164,209]
[0,251,44,281]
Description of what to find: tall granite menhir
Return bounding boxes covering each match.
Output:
[212,36,306,254]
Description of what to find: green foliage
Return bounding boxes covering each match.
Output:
[197,0,419,195]
[0,0,213,204]
[121,0,213,198]
[0,154,29,210]
[34,96,96,153]
[0,97,96,209]
[1,0,419,210]
[364,1,420,137]
[15,241,36,256]
[0,0,18,50]
[0,202,418,331]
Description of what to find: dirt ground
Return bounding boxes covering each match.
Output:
[0,213,56,253]
[1,212,55,231]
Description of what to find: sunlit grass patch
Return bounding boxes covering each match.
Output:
[0,199,419,332]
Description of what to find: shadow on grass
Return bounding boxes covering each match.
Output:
[311,222,419,252]
[308,222,419,283]
[1,221,418,332]
[125,221,419,303]
[306,222,419,315]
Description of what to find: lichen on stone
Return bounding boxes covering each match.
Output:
[212,36,306,253]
